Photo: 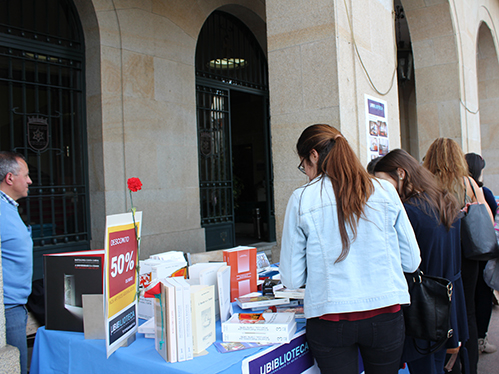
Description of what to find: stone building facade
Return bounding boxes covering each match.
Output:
[1,0,499,370]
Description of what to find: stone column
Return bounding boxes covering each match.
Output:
[267,0,399,260]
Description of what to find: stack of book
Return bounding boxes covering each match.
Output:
[222,313,297,344]
[272,284,305,300]
[236,294,291,310]
[153,277,216,363]
[272,284,305,318]
[139,252,188,320]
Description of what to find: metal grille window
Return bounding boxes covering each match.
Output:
[196,11,268,90]
[0,0,88,279]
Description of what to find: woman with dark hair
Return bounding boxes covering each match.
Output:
[465,152,497,355]
[424,138,494,374]
[279,124,421,374]
[374,148,467,374]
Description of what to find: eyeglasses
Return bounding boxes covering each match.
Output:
[297,159,306,175]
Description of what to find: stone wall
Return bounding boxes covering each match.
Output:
[267,0,400,261]
[74,0,266,258]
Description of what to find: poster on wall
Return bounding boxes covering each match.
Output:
[365,95,389,163]
[104,212,142,357]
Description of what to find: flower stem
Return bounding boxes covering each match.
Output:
[129,190,141,301]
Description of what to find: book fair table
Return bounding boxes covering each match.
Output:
[30,307,410,374]
[31,321,274,374]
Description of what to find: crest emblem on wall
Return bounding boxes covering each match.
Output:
[200,131,214,157]
[27,116,49,151]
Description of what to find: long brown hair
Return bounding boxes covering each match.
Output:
[374,149,459,229]
[423,138,469,203]
[296,124,374,262]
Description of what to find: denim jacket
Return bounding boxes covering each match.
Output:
[280,177,421,319]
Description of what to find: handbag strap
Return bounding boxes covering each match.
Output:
[414,334,452,355]
[464,176,478,203]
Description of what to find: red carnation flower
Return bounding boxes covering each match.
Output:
[127,177,142,192]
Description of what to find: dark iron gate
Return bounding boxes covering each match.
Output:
[0,0,89,279]
[196,85,234,249]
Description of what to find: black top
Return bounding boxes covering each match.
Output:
[402,195,468,360]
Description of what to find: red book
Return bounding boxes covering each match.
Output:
[223,246,257,302]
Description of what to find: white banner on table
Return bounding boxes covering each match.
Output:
[241,329,320,374]
[104,212,142,357]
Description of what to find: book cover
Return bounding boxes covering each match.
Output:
[217,265,233,323]
[198,264,225,320]
[151,279,177,362]
[188,262,226,281]
[162,280,177,362]
[274,305,305,319]
[138,259,187,320]
[190,284,216,354]
[175,277,193,360]
[222,323,297,344]
[236,295,290,309]
[222,312,296,334]
[153,288,168,362]
[165,277,186,362]
[214,341,271,353]
[273,284,305,300]
[44,249,105,332]
[223,246,257,302]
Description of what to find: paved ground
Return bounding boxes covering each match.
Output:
[477,300,499,374]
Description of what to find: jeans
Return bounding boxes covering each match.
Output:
[306,310,405,374]
[5,305,28,374]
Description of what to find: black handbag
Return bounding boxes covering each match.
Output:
[461,178,499,261]
[403,270,453,354]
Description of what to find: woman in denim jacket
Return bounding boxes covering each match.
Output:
[279,124,421,374]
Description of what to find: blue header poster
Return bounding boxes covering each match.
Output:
[365,95,389,163]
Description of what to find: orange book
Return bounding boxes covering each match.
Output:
[223,246,257,302]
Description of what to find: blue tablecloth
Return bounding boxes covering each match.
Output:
[30,320,273,374]
[30,314,411,374]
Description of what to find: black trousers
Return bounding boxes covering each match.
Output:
[475,260,493,339]
[306,311,405,374]
[448,257,478,374]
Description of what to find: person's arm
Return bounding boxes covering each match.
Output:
[279,192,307,290]
[391,189,421,273]
[482,186,497,219]
[465,177,494,222]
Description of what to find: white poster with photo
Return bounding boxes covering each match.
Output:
[365,95,389,163]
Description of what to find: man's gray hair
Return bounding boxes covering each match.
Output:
[0,151,26,182]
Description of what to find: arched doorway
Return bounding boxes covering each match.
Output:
[195,10,275,250]
[477,22,499,189]
[0,0,89,279]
